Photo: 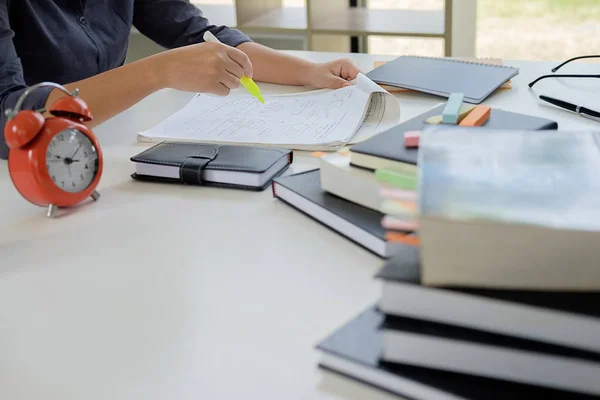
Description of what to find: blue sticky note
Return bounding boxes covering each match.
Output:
[442,93,465,124]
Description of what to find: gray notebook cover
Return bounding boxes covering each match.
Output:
[366,56,519,104]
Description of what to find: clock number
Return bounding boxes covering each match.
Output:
[72,181,76,188]
[84,151,88,158]
[58,134,64,142]
[60,181,65,188]
[80,174,84,181]
[85,164,89,169]
[52,175,56,182]
[49,142,55,149]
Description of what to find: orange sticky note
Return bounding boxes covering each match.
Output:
[404,130,420,148]
[385,232,421,247]
[459,105,491,127]
[311,152,327,158]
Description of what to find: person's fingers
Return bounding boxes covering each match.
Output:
[224,57,244,79]
[323,60,358,82]
[226,47,253,78]
[219,70,241,90]
[212,82,231,96]
[323,75,351,89]
[339,59,360,80]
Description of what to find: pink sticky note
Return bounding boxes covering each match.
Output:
[404,130,421,148]
[381,215,419,232]
[380,187,418,202]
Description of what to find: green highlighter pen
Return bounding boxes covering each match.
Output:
[202,31,265,104]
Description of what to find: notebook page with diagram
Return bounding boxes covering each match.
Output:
[138,73,400,151]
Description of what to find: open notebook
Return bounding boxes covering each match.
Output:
[137,73,400,151]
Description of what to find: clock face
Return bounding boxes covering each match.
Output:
[45,129,99,193]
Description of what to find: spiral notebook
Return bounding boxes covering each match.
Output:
[366,56,519,104]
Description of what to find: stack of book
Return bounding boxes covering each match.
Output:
[315,128,600,399]
[316,247,600,399]
[271,102,558,258]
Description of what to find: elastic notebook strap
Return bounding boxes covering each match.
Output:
[180,147,218,185]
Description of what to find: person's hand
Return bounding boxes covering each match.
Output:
[305,59,361,89]
[153,42,253,96]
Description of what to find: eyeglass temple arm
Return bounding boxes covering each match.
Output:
[528,74,600,88]
[552,55,600,72]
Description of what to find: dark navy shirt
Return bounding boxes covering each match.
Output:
[0,0,251,159]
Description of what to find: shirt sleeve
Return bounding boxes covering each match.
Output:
[133,0,252,49]
[0,0,53,160]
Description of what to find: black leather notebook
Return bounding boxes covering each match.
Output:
[376,247,600,353]
[130,141,293,191]
[272,169,411,258]
[317,306,594,400]
[349,104,558,172]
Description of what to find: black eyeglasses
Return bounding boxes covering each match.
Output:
[528,55,600,88]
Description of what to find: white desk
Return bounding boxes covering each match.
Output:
[1,52,598,400]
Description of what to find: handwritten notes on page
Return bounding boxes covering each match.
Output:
[138,73,401,151]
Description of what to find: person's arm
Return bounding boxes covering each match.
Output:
[132,0,360,88]
[42,0,256,129]
[238,42,359,89]
[0,0,53,159]
[51,0,358,128]
[43,42,253,128]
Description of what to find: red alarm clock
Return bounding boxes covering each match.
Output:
[4,82,103,218]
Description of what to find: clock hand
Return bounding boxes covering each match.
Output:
[71,143,83,159]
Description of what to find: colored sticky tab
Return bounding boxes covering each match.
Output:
[425,105,476,125]
[380,187,418,202]
[311,151,327,158]
[459,105,491,127]
[442,93,465,124]
[385,232,421,247]
[375,169,417,190]
[404,130,420,148]
[381,216,419,232]
[380,200,419,219]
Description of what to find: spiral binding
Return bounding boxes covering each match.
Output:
[402,55,514,69]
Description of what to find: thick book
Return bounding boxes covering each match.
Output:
[130,141,292,191]
[377,247,600,353]
[381,314,600,396]
[365,55,519,104]
[348,103,558,173]
[418,128,600,290]
[316,306,594,400]
[319,152,386,212]
[271,169,408,258]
